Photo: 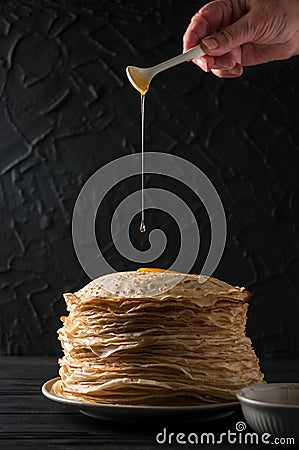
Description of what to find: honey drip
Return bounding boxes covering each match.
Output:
[140,219,146,233]
[140,93,146,233]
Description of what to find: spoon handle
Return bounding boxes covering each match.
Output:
[152,44,205,74]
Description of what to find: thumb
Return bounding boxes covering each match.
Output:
[201,14,251,56]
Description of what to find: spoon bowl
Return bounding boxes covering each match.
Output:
[126,44,205,94]
[126,66,153,96]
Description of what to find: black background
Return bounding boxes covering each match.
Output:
[0,0,299,359]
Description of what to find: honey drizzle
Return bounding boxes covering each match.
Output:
[140,93,146,233]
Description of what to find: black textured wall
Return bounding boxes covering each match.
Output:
[0,0,299,358]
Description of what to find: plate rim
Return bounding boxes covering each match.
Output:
[237,383,299,410]
[42,377,240,412]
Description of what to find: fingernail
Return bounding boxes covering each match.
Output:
[202,38,218,50]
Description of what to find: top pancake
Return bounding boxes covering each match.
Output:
[67,271,250,308]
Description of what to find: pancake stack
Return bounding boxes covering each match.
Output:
[55,269,264,405]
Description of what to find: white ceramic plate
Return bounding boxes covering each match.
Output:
[42,377,239,422]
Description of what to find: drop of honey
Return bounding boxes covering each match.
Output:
[140,219,146,233]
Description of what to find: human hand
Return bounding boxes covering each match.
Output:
[183,0,299,78]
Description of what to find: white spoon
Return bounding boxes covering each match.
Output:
[126,44,205,95]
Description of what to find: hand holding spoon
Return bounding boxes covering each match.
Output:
[126,44,205,94]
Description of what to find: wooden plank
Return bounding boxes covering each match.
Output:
[0,413,264,449]
[0,395,75,414]
[0,410,247,435]
[0,441,161,450]
[0,357,58,380]
[0,412,164,442]
[0,440,260,450]
[0,379,47,395]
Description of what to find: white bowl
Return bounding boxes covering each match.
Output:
[237,383,299,444]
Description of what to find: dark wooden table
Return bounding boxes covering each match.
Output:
[0,357,298,450]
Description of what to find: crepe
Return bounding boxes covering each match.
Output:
[55,269,264,405]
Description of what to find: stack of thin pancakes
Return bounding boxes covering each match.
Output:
[55,270,264,406]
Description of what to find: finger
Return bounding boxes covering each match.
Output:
[192,55,215,72]
[211,63,243,78]
[209,52,238,70]
[183,11,210,52]
[183,0,233,52]
[194,53,236,71]
[229,46,242,65]
[184,0,248,52]
[201,13,252,56]
[194,47,241,71]
[195,0,246,35]
[192,49,241,72]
